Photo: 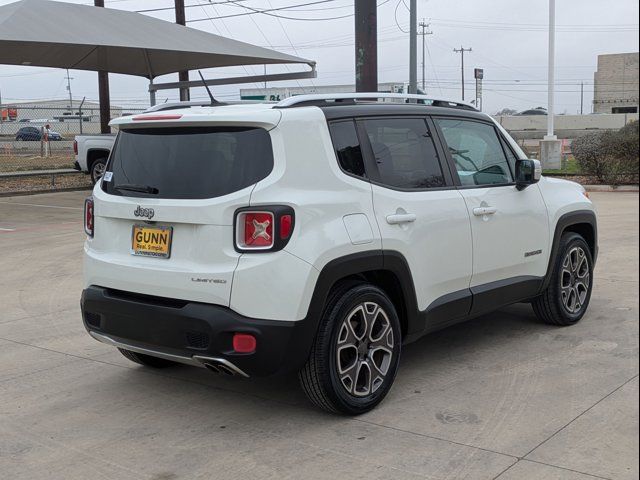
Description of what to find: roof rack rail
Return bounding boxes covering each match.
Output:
[143,99,273,113]
[274,93,477,110]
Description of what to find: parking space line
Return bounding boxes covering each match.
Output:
[0,227,16,231]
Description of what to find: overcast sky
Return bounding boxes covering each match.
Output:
[0,0,638,114]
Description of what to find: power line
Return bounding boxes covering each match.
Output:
[394,1,409,33]
[187,0,392,22]
[187,0,345,22]
[136,0,253,14]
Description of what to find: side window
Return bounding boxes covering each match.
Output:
[361,118,445,189]
[329,121,366,178]
[436,118,514,186]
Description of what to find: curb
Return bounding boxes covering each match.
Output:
[583,185,639,192]
[0,186,92,198]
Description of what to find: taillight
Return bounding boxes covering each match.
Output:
[84,196,94,237]
[240,211,274,249]
[73,139,78,155]
[234,206,295,252]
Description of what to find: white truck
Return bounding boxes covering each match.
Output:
[73,134,116,184]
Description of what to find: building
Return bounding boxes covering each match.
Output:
[240,82,425,102]
[593,52,639,114]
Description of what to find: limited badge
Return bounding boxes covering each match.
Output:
[103,171,113,182]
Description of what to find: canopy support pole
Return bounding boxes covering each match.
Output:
[143,50,156,106]
[149,79,157,106]
[94,0,110,133]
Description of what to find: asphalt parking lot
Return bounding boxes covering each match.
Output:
[0,190,638,480]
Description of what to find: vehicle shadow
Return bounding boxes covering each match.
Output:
[111,301,558,417]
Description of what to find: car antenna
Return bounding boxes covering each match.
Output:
[198,70,222,106]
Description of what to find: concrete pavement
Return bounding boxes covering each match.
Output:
[0,191,638,480]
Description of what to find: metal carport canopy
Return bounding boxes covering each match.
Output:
[0,0,315,78]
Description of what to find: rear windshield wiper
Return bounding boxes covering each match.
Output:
[114,183,159,195]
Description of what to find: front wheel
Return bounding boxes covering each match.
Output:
[90,158,107,184]
[533,233,594,326]
[299,283,402,415]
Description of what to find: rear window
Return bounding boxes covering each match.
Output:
[103,127,273,199]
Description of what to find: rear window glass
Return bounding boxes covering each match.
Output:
[103,127,273,199]
[329,121,366,178]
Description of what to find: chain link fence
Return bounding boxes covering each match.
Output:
[1,104,145,194]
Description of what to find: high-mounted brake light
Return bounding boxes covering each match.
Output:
[132,114,183,121]
[84,196,94,237]
[234,206,295,253]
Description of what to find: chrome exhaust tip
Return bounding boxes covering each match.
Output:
[193,356,249,378]
[203,363,222,374]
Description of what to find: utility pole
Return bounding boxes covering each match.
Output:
[94,0,110,134]
[174,0,190,101]
[408,0,417,94]
[453,46,472,101]
[419,19,433,94]
[65,69,73,112]
[580,81,584,115]
[354,0,378,92]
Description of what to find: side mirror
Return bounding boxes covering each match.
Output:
[515,159,542,190]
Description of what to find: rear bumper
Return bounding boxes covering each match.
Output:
[73,160,81,171]
[81,286,316,377]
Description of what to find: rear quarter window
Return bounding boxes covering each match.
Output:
[103,126,273,199]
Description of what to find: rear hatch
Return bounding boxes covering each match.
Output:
[86,111,278,306]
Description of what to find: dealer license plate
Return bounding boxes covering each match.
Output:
[131,225,173,258]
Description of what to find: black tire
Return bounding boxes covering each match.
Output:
[299,282,402,415]
[533,233,594,326]
[90,158,107,184]
[118,348,175,368]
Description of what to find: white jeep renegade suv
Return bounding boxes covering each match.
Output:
[81,93,597,414]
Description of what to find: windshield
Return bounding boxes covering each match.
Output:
[102,126,273,199]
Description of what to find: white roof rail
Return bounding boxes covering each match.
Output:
[275,93,476,109]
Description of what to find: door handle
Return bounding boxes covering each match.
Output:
[473,206,497,216]
[386,213,417,225]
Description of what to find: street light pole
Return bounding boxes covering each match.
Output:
[546,0,556,139]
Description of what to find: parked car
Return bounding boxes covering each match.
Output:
[80,94,597,415]
[15,126,63,141]
[73,134,116,184]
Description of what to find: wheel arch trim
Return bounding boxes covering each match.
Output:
[542,209,598,292]
[305,250,420,342]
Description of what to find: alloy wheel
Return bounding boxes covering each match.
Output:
[92,161,106,182]
[560,246,590,314]
[335,301,394,397]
